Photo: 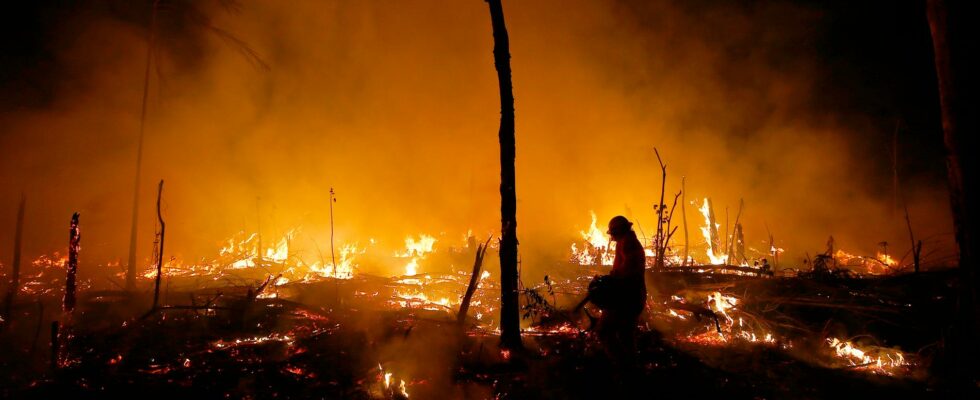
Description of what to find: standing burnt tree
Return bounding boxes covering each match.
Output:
[926,0,979,384]
[64,213,80,313]
[486,0,521,349]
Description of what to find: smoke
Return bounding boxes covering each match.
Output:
[0,0,954,278]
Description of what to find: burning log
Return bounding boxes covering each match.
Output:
[63,212,80,313]
[1,194,25,330]
[153,180,166,310]
[458,237,492,324]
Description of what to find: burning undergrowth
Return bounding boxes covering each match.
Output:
[0,214,955,398]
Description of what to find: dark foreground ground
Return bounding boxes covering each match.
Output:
[0,268,974,399]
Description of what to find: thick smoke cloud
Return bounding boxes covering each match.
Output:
[0,0,954,278]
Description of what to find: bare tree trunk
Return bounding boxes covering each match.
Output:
[681,177,689,266]
[927,0,979,385]
[127,1,159,291]
[2,195,25,329]
[486,0,521,350]
[153,180,165,310]
[654,149,667,269]
[64,213,80,313]
[329,188,337,270]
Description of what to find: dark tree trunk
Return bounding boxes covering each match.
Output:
[926,0,979,384]
[153,180,165,310]
[2,195,26,328]
[64,213,80,313]
[486,0,521,350]
[127,0,159,291]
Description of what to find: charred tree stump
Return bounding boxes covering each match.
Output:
[2,195,26,329]
[64,213,80,313]
[458,237,492,324]
[153,180,165,310]
[486,0,521,350]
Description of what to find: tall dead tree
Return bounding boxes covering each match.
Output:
[126,0,159,291]
[486,0,521,350]
[2,195,26,328]
[153,180,166,310]
[653,149,667,268]
[64,213,80,313]
[927,0,979,383]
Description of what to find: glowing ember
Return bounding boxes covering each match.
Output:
[827,337,910,375]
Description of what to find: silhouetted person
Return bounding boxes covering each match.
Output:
[588,215,647,361]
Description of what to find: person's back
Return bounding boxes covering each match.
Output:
[610,228,646,314]
[594,215,647,365]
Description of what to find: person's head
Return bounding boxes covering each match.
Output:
[607,215,633,240]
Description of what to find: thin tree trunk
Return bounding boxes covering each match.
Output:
[64,213,80,313]
[329,188,337,269]
[153,180,165,310]
[654,148,667,269]
[904,203,920,273]
[926,0,978,385]
[127,1,159,291]
[486,0,521,350]
[2,195,25,328]
[681,177,689,267]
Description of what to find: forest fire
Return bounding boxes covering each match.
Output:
[1,0,975,398]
